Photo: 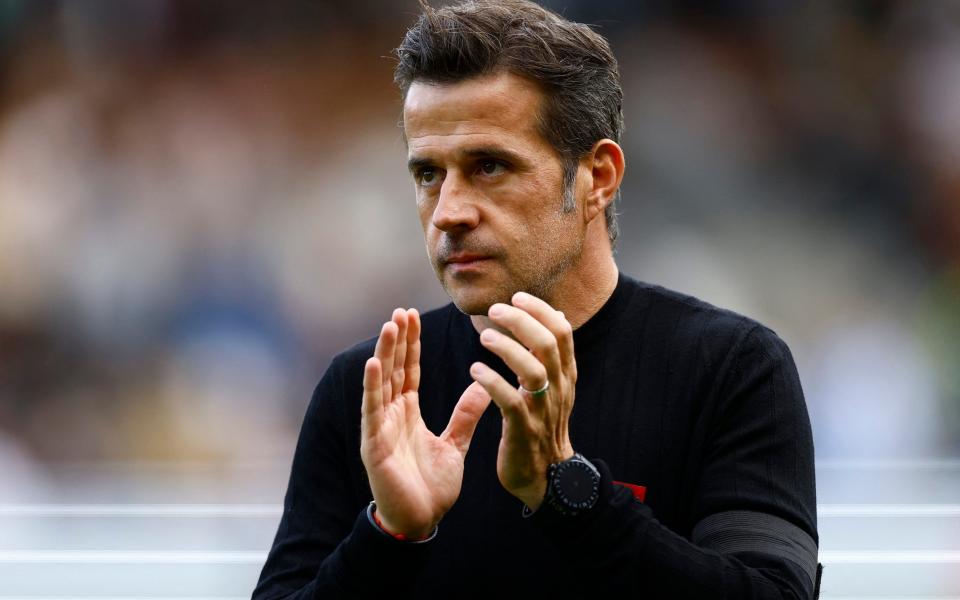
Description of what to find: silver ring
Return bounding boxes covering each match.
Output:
[519,380,549,397]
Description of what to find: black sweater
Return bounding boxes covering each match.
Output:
[254,273,820,598]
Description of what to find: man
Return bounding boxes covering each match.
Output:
[254,1,821,597]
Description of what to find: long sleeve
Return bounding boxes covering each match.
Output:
[252,354,434,599]
[525,325,820,599]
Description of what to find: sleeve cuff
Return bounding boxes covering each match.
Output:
[365,501,439,544]
[315,504,435,595]
[336,503,436,571]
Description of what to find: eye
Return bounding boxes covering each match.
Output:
[416,167,443,188]
[478,160,506,177]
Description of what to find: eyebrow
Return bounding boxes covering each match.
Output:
[407,156,435,174]
[407,146,528,173]
[462,146,526,165]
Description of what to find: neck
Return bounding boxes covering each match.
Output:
[471,242,619,335]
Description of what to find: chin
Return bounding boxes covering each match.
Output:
[447,290,495,316]
[443,279,510,316]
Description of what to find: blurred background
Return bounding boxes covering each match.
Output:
[0,0,958,597]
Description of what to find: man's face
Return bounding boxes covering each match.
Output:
[403,72,585,315]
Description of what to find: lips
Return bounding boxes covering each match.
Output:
[445,253,490,265]
[443,253,493,274]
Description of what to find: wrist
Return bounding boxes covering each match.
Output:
[516,447,576,511]
[369,502,437,542]
[517,480,548,512]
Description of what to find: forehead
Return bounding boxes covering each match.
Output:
[403,72,551,155]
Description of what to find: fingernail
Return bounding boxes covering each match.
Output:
[480,329,498,343]
[470,363,486,377]
[489,304,504,317]
[513,291,529,304]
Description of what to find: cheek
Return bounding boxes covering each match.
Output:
[516,178,565,222]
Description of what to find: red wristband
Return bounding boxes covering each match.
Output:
[371,504,432,542]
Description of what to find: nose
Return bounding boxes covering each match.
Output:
[431,172,480,232]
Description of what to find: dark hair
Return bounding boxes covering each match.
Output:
[394,0,623,245]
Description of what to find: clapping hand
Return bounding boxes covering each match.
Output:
[468,292,577,510]
[360,308,492,538]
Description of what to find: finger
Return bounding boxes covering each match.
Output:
[391,308,407,395]
[440,381,492,455]
[361,357,383,437]
[512,292,575,371]
[403,308,421,393]
[469,362,527,419]
[374,320,398,405]
[478,328,547,392]
[487,303,561,377]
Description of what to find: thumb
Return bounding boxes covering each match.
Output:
[441,381,492,456]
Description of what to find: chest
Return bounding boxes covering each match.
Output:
[420,352,707,540]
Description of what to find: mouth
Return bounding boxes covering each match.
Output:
[444,254,493,272]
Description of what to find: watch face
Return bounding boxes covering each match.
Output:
[553,460,599,510]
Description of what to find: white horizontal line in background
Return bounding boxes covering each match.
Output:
[4,503,960,517]
[0,551,265,564]
[1,550,959,565]
[0,504,282,517]
[46,460,290,471]
[820,551,960,564]
[0,598,957,600]
[3,597,958,600]
[818,504,960,517]
[0,598,248,600]
[816,459,960,470]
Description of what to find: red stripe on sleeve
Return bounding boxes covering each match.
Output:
[613,481,647,502]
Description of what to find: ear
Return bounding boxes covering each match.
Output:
[581,139,625,226]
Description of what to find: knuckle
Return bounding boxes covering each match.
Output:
[533,365,548,382]
[533,336,555,355]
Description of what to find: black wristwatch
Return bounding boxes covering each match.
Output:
[544,453,601,516]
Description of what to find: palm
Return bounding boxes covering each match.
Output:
[360,309,490,536]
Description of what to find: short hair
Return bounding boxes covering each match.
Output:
[394,0,623,246]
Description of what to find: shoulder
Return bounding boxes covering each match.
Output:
[618,275,793,369]
[628,281,804,412]
[623,276,766,339]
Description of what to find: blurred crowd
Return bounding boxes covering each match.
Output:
[0,0,957,489]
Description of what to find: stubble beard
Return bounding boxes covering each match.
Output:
[433,209,583,316]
